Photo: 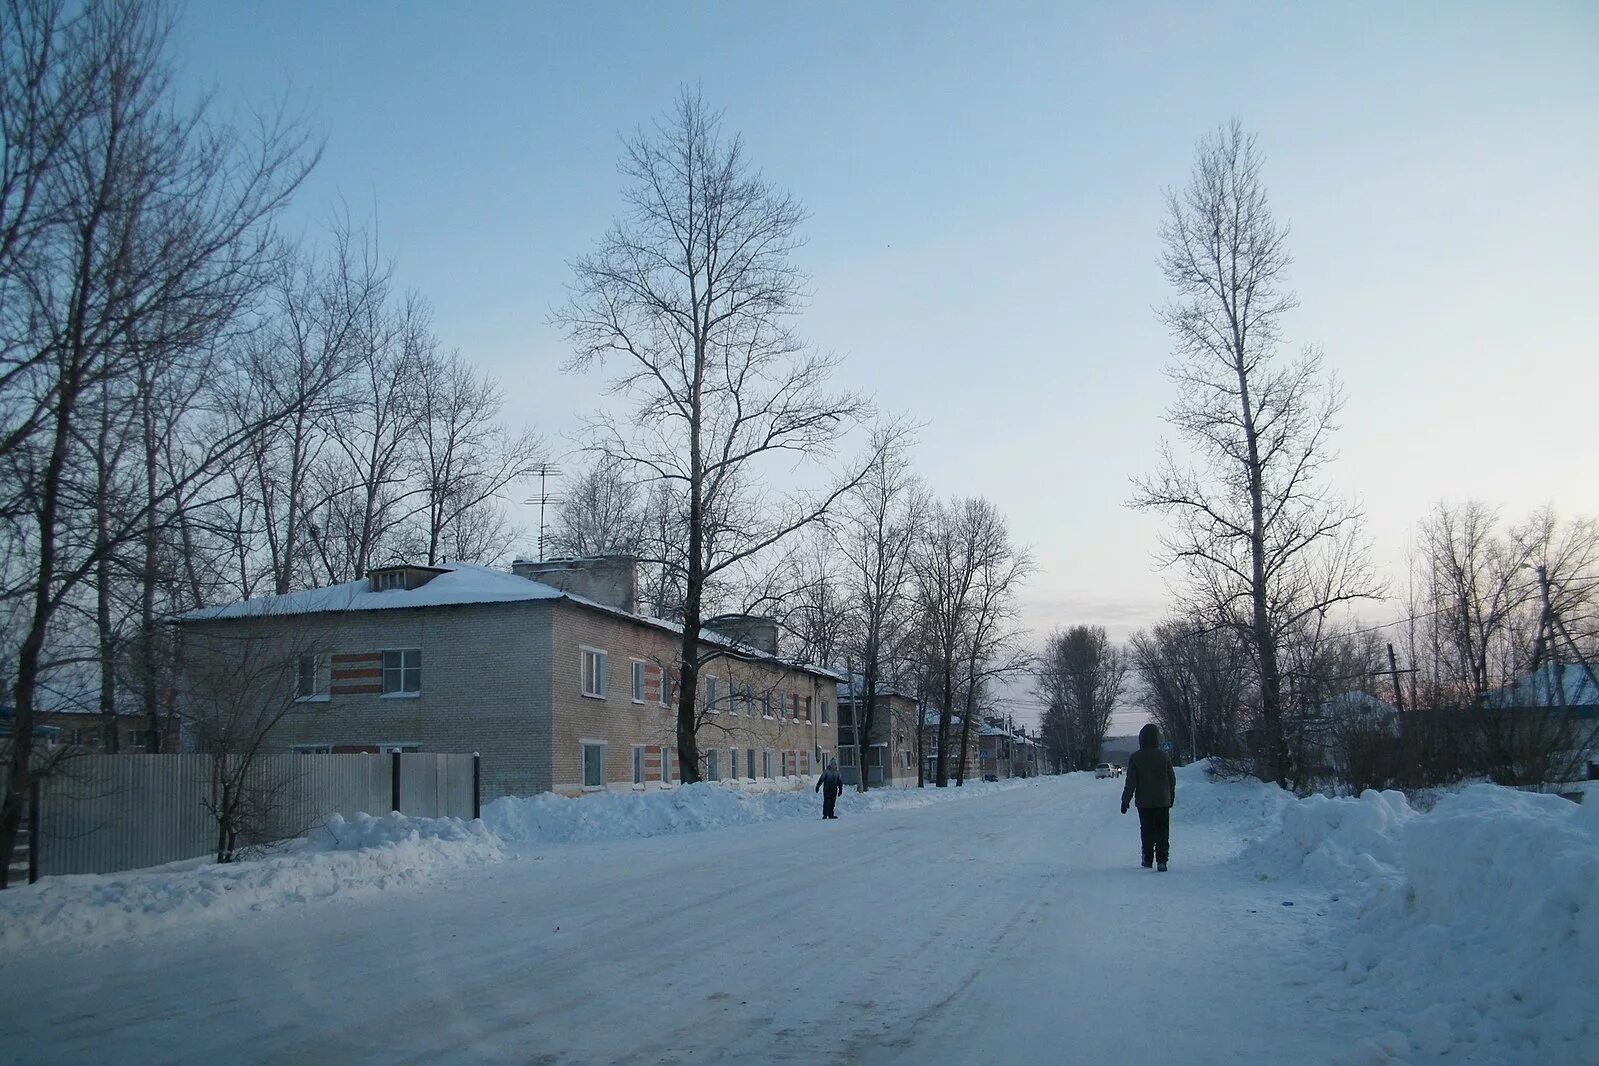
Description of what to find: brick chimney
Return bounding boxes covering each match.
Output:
[512,555,637,613]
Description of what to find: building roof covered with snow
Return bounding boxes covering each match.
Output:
[1485,663,1599,712]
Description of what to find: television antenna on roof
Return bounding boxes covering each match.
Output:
[523,464,561,561]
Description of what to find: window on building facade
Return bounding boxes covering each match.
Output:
[764,693,775,719]
[820,699,829,725]
[803,695,812,722]
[294,743,334,754]
[632,745,645,786]
[762,749,774,778]
[746,748,756,780]
[294,654,328,701]
[661,745,673,784]
[631,660,646,703]
[582,741,607,789]
[705,748,720,781]
[705,675,720,714]
[381,649,421,696]
[729,748,738,781]
[581,647,607,699]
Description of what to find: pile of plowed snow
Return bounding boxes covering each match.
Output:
[0,779,1028,951]
[1243,782,1599,1062]
[0,812,501,952]
[483,777,1026,844]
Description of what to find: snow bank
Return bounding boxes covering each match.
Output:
[3,781,1028,952]
[485,777,1028,845]
[1170,759,1294,841]
[1245,784,1599,1062]
[0,812,500,953]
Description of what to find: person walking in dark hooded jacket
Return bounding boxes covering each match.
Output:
[1120,723,1176,870]
[816,760,843,819]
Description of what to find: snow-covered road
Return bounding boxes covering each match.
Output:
[0,775,1357,1064]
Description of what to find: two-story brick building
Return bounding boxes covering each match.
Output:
[835,674,920,788]
[176,557,841,800]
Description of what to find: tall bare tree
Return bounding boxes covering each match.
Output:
[0,0,314,884]
[834,426,924,791]
[1133,120,1378,787]
[558,90,872,783]
[547,459,647,560]
[1037,625,1128,772]
[408,348,542,566]
[952,501,1032,786]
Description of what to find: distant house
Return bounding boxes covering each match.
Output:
[977,717,1045,780]
[1485,663,1599,715]
[176,557,841,800]
[835,674,919,788]
[919,707,984,784]
[0,703,174,753]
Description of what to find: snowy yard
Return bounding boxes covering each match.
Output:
[0,768,1594,1064]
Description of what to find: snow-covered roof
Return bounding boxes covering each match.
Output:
[1321,691,1399,718]
[835,672,918,702]
[178,562,842,682]
[179,563,564,621]
[1486,663,1599,711]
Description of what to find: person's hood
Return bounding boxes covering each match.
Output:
[1138,723,1160,750]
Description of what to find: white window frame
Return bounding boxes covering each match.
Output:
[706,748,720,782]
[294,654,329,703]
[661,745,673,784]
[581,740,607,790]
[821,699,830,725]
[764,693,775,720]
[580,646,607,700]
[659,665,670,708]
[705,675,720,714]
[730,748,739,782]
[746,748,756,780]
[762,749,775,779]
[381,648,421,697]
[632,744,646,788]
[631,659,647,704]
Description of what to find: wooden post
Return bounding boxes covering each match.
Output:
[27,775,40,885]
[472,753,481,821]
[390,750,402,814]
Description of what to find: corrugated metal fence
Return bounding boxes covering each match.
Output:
[11,752,479,880]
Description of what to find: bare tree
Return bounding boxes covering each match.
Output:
[547,460,647,560]
[177,621,324,863]
[0,0,314,884]
[953,502,1032,786]
[1037,625,1128,772]
[558,90,873,782]
[1403,504,1599,707]
[1128,616,1250,765]
[1133,120,1379,787]
[408,348,542,566]
[913,497,1030,786]
[833,426,924,791]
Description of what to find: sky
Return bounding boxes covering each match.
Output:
[173,1,1599,731]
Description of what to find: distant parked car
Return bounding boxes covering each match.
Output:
[1095,763,1123,779]
[982,773,998,782]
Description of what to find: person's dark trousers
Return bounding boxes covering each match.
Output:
[822,790,837,819]
[1137,806,1170,865]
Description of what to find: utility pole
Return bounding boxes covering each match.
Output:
[1387,643,1407,713]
